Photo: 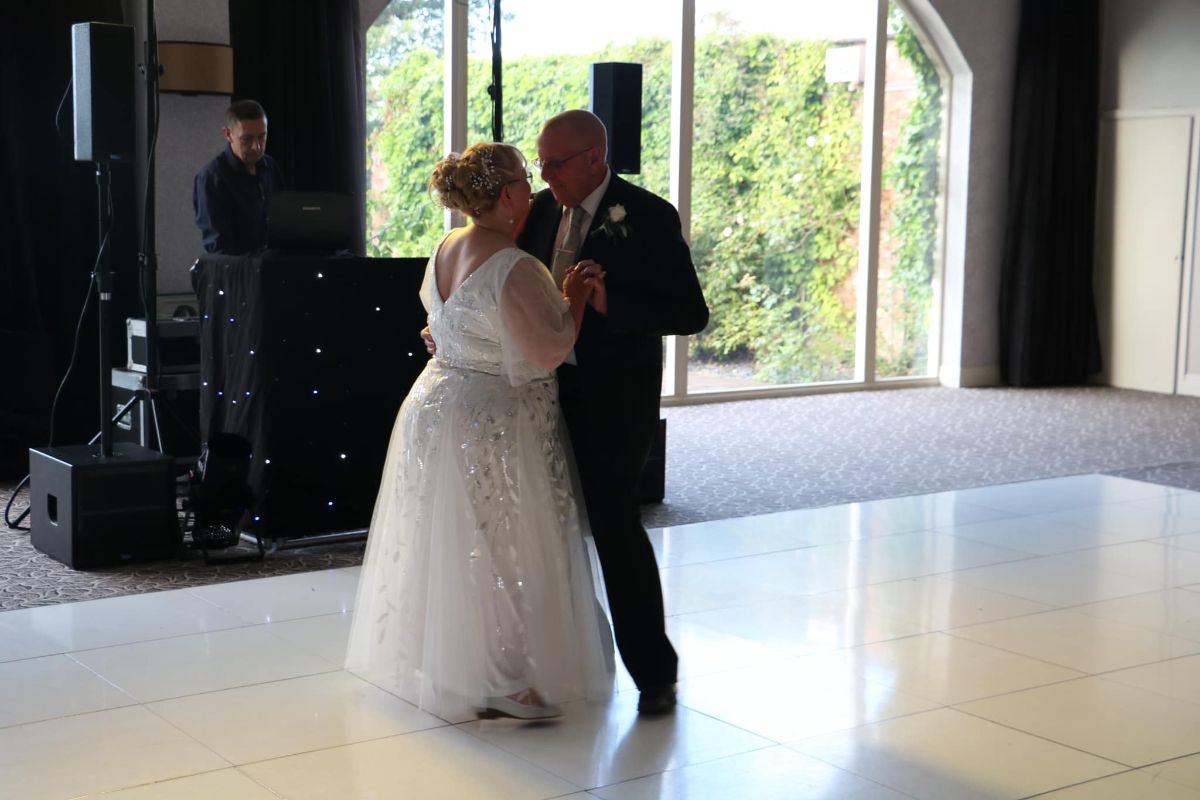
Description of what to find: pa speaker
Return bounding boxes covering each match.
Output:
[590,62,642,174]
[29,443,179,569]
[71,22,135,163]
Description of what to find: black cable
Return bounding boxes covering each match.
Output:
[50,251,104,448]
[53,76,73,144]
[4,263,101,531]
[8,77,84,531]
[3,476,31,531]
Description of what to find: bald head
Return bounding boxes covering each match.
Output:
[542,109,608,152]
[536,110,610,208]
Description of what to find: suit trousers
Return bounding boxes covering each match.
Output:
[558,363,678,690]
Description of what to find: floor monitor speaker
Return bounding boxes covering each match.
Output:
[29,443,179,569]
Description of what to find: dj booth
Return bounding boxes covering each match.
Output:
[193,253,429,541]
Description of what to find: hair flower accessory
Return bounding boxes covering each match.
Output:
[592,203,630,241]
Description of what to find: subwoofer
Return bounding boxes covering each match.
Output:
[29,443,179,569]
[590,62,642,174]
[71,21,135,163]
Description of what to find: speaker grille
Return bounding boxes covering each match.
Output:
[590,62,642,175]
[72,22,135,163]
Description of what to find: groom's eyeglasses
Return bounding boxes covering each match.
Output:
[534,147,591,173]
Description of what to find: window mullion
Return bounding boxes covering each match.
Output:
[664,0,696,398]
[443,0,469,231]
[855,0,888,384]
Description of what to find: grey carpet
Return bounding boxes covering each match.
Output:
[643,385,1200,527]
[5,385,1200,609]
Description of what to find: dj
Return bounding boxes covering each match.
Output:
[192,99,285,255]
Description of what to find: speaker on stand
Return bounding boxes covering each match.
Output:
[72,22,136,165]
[28,21,179,569]
[589,62,642,174]
[71,20,135,461]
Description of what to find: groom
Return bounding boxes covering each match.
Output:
[519,110,709,714]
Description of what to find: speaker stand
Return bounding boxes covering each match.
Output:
[94,161,116,456]
[111,0,169,459]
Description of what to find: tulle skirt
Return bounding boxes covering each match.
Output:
[345,361,614,722]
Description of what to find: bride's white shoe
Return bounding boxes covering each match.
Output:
[478,691,562,720]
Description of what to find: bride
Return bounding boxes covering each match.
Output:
[345,142,614,722]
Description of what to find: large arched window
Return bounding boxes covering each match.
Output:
[365,0,949,401]
[363,1,450,257]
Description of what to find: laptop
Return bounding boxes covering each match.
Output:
[266,191,355,252]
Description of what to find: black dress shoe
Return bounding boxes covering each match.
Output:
[637,684,677,715]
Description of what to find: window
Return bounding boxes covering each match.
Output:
[468,0,674,199]
[365,0,450,258]
[365,0,949,400]
[875,2,944,380]
[688,1,875,390]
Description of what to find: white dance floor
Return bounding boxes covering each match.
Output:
[5,474,1200,798]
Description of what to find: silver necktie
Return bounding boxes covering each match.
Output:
[551,207,584,290]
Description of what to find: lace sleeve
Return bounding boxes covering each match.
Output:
[499,256,574,372]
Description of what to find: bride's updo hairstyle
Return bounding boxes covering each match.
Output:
[429,142,526,217]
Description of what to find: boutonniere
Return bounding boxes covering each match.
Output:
[591,204,630,241]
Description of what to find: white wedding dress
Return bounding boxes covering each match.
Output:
[345,246,614,722]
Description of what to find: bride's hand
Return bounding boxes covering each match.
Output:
[563,261,597,303]
[420,326,437,355]
[571,261,607,315]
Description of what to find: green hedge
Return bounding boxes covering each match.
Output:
[366,14,941,383]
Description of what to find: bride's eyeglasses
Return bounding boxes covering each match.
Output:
[505,170,533,186]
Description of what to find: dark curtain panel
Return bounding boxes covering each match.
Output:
[0,0,138,478]
[229,0,367,256]
[999,0,1102,386]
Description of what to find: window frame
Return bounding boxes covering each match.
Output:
[373,0,953,404]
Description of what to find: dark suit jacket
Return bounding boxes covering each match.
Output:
[518,175,708,474]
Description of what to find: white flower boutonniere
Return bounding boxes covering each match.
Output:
[592,204,631,241]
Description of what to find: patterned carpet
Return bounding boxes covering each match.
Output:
[5,385,1200,609]
[643,385,1200,527]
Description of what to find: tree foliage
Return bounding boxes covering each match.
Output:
[366,8,943,384]
[877,11,943,378]
[689,33,862,383]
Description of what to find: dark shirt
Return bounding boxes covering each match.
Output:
[193,146,285,255]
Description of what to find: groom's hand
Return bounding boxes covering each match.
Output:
[586,274,607,315]
[570,261,608,315]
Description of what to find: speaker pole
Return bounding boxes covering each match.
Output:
[488,0,503,142]
[95,161,115,458]
[139,0,163,449]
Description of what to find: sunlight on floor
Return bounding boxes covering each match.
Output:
[5,475,1200,798]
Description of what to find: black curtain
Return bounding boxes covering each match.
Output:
[228,0,367,256]
[0,1,139,479]
[999,0,1102,386]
